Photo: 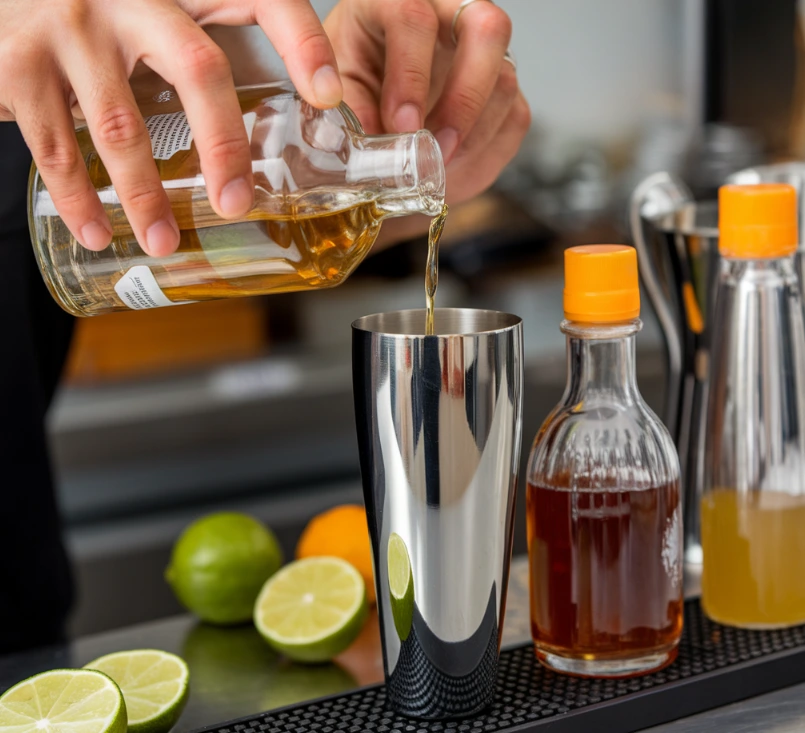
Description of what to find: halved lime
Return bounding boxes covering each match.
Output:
[254,557,368,663]
[84,650,189,733]
[0,669,126,733]
[387,533,414,641]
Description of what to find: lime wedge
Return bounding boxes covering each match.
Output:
[387,533,414,641]
[0,669,126,733]
[254,557,368,663]
[84,651,189,733]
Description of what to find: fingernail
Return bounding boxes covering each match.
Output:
[311,65,343,107]
[80,219,112,250]
[220,177,254,218]
[393,104,422,133]
[145,218,179,257]
[435,128,459,164]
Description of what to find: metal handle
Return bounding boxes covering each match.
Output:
[629,171,694,440]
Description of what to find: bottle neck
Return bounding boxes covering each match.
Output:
[562,320,642,404]
[346,130,445,218]
[721,254,798,286]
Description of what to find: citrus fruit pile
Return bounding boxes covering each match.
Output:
[0,505,378,733]
[165,506,375,664]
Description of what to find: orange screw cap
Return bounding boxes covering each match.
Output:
[719,183,798,259]
[563,244,640,323]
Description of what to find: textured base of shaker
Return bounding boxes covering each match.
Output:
[386,620,499,719]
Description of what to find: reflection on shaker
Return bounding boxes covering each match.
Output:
[388,534,414,642]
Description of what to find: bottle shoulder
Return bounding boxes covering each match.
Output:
[527,396,679,489]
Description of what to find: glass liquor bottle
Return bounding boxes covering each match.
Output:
[701,183,805,628]
[28,81,445,317]
[526,244,683,678]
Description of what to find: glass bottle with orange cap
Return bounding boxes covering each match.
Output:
[701,183,805,629]
[526,244,683,678]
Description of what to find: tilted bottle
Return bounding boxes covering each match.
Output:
[526,244,683,678]
[28,81,445,317]
[701,183,805,628]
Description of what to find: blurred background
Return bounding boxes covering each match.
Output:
[52,0,805,636]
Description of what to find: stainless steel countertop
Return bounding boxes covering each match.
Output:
[645,685,805,732]
[1,557,804,732]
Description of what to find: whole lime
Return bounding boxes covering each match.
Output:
[166,512,283,625]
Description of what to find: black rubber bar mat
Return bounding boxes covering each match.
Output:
[194,598,805,733]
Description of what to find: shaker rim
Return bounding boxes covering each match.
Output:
[352,307,522,337]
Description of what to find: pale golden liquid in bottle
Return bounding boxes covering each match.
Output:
[425,204,448,335]
[37,86,384,315]
[37,202,384,315]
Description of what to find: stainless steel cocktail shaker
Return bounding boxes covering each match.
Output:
[352,308,523,719]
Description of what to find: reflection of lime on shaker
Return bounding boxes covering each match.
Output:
[388,533,414,641]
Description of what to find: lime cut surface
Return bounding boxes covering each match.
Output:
[0,669,126,733]
[84,650,189,733]
[254,557,368,663]
[387,533,414,641]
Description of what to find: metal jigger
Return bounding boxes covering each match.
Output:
[352,308,523,719]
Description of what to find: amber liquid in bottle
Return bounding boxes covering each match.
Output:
[527,246,683,678]
[527,476,683,674]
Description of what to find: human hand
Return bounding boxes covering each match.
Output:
[0,0,342,256]
[324,0,530,210]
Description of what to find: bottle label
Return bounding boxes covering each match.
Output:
[114,266,188,309]
[145,112,194,160]
[145,111,258,160]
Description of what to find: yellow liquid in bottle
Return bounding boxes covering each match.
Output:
[701,489,805,628]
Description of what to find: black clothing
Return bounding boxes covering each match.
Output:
[0,122,74,654]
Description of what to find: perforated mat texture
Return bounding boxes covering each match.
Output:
[197,599,805,733]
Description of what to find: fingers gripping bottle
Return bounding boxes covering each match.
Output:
[526,245,683,678]
[28,81,445,316]
[702,183,805,629]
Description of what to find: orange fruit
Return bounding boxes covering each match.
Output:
[296,505,376,604]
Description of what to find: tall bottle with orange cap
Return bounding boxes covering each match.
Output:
[701,183,805,629]
[526,244,683,678]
